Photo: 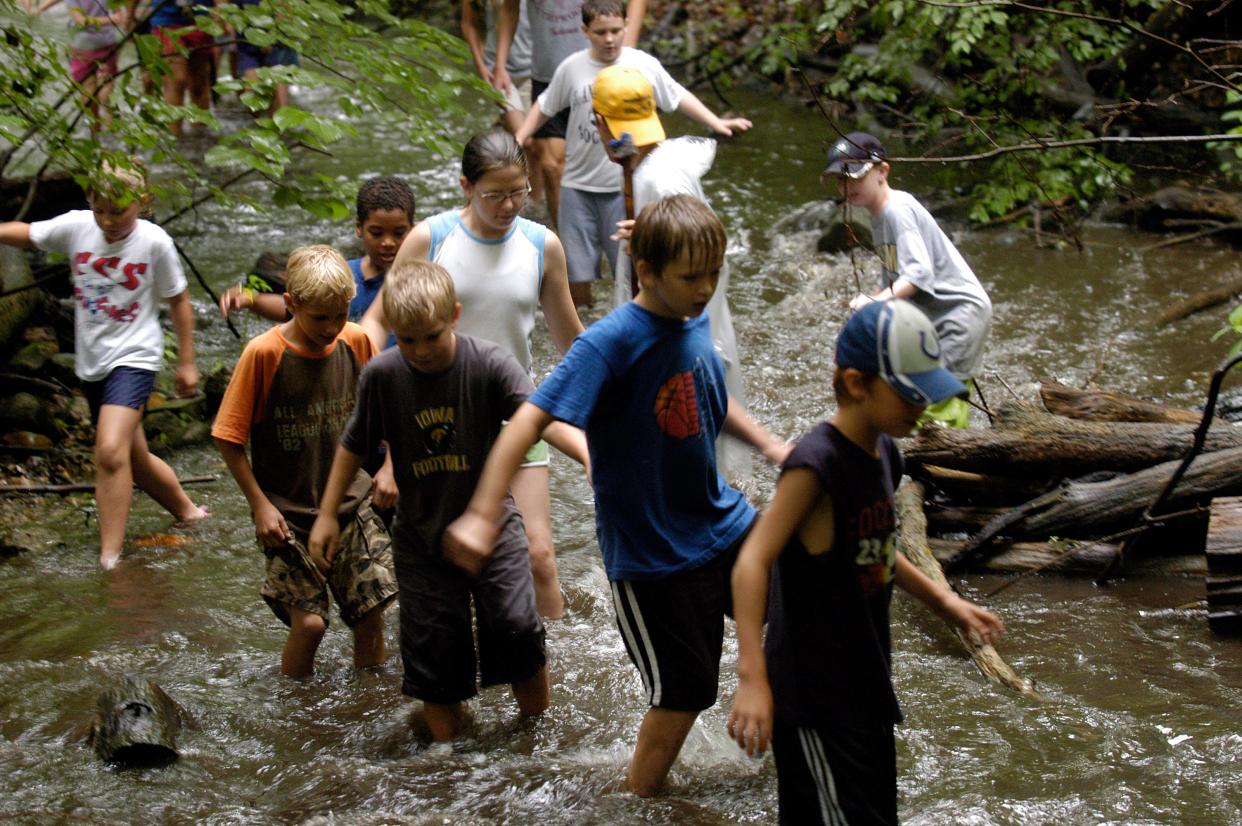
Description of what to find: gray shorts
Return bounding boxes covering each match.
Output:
[261,499,397,628]
[395,528,546,704]
[559,186,624,284]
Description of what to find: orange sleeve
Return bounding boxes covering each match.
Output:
[210,328,285,446]
[341,321,377,366]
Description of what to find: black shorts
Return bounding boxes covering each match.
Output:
[531,79,568,140]
[609,532,748,712]
[394,532,545,705]
[772,721,898,826]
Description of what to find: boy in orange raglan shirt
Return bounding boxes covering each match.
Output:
[213,245,397,678]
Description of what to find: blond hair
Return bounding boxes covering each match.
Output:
[283,245,355,306]
[382,259,457,330]
[89,158,149,209]
[630,194,726,277]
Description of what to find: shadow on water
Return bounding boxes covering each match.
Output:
[2,85,1241,823]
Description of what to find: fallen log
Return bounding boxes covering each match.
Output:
[926,538,1205,576]
[908,464,1048,505]
[895,481,1042,699]
[1154,274,1242,326]
[0,474,216,495]
[1205,496,1242,634]
[904,401,1242,477]
[1039,379,1207,424]
[955,446,1242,544]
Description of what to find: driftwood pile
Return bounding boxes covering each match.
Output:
[901,379,1240,579]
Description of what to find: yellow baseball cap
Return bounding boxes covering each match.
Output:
[592,65,666,148]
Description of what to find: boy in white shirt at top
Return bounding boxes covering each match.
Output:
[514,0,752,307]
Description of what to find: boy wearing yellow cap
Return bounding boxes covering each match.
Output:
[514,0,751,307]
[592,63,752,478]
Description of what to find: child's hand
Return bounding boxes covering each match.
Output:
[762,439,792,467]
[943,594,1005,646]
[175,362,199,397]
[610,218,635,244]
[254,500,291,548]
[849,293,877,311]
[727,677,774,757]
[218,285,252,318]
[371,457,397,511]
[442,509,497,577]
[307,514,340,574]
[715,117,753,137]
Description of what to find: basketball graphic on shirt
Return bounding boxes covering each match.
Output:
[654,371,701,439]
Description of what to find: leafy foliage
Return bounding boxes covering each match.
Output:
[646,0,1238,224]
[0,0,481,221]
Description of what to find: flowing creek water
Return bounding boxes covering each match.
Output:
[2,84,1242,824]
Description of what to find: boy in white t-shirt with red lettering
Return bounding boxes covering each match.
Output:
[0,162,207,569]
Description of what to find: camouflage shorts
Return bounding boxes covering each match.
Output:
[261,499,397,628]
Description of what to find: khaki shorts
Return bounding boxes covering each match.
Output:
[261,499,397,628]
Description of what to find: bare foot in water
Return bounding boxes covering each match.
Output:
[99,549,122,570]
[171,504,210,530]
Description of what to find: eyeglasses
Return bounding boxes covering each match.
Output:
[477,185,532,205]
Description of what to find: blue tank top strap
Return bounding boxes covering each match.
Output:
[426,210,461,260]
[515,217,546,294]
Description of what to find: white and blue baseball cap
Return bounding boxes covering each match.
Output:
[835,299,966,405]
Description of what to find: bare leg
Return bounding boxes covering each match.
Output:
[186,47,213,132]
[350,604,388,668]
[423,701,465,741]
[627,707,698,798]
[511,666,549,718]
[535,136,564,231]
[282,605,327,678]
[512,465,562,619]
[94,404,142,569]
[128,423,203,523]
[163,53,189,136]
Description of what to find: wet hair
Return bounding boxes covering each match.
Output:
[582,0,625,25]
[355,175,416,224]
[630,195,726,278]
[283,245,356,306]
[383,259,458,331]
[461,127,528,184]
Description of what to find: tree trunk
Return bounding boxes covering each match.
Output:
[925,537,1205,576]
[904,401,1242,476]
[895,481,1043,699]
[960,446,1242,542]
[1039,379,1208,424]
[90,676,183,766]
[909,463,1049,505]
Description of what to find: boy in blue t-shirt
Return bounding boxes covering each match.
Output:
[443,194,789,796]
[727,300,1004,825]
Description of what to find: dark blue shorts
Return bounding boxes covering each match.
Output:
[82,366,157,424]
[236,42,299,74]
[531,79,568,140]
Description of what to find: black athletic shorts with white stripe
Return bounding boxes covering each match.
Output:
[609,535,745,712]
[772,721,898,826]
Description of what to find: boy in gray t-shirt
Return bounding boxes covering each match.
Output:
[824,131,992,428]
[309,260,587,742]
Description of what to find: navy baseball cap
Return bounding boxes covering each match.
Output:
[824,132,886,179]
[836,300,967,405]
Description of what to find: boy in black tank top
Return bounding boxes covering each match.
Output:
[726,299,1005,825]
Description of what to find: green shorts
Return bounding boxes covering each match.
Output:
[261,499,397,628]
[521,439,549,468]
[917,378,975,430]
